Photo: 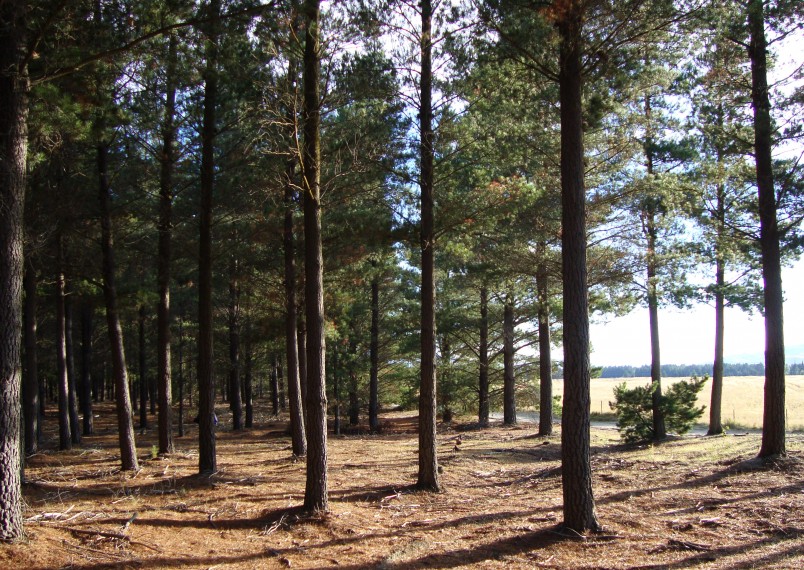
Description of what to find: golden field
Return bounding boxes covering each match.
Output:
[554,375,804,430]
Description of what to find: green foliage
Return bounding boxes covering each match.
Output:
[610,376,707,443]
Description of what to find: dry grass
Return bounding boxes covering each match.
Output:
[3,402,803,569]
[554,375,804,430]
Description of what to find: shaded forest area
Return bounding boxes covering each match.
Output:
[1,0,803,557]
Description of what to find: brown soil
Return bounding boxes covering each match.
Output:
[3,402,802,569]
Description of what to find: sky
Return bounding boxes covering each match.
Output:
[587,261,804,367]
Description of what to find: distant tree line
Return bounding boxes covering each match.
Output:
[599,362,804,378]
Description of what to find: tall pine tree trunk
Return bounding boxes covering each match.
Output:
[156,31,177,455]
[302,0,328,512]
[284,167,306,453]
[557,4,600,533]
[98,142,139,471]
[478,286,489,427]
[0,2,27,537]
[332,347,341,436]
[139,305,147,430]
[417,0,440,493]
[244,331,253,429]
[23,264,40,454]
[645,212,666,440]
[537,254,553,436]
[709,181,726,436]
[65,287,81,444]
[369,268,380,433]
[748,0,785,458]
[298,315,307,404]
[197,0,221,475]
[271,355,279,416]
[229,257,243,430]
[644,95,666,441]
[503,297,516,425]
[177,314,185,438]
[348,335,359,426]
[80,301,94,436]
[56,236,72,450]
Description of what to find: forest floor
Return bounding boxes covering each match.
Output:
[4,402,803,569]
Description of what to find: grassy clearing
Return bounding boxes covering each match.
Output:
[554,375,804,431]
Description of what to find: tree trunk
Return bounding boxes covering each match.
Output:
[478,286,489,428]
[646,212,666,440]
[417,0,440,493]
[244,332,253,428]
[284,158,307,454]
[332,347,341,436]
[23,265,40,454]
[80,301,94,435]
[229,257,243,430]
[369,270,380,433]
[708,183,725,436]
[748,0,785,458]
[56,237,72,451]
[503,297,517,425]
[98,142,139,471]
[278,359,286,412]
[537,254,553,436]
[302,0,328,513]
[557,5,600,533]
[139,306,148,430]
[0,2,27,538]
[271,355,279,416]
[65,288,81,444]
[644,95,666,442]
[197,0,221,475]
[156,31,177,455]
[298,315,307,404]
[177,314,185,438]
[348,336,359,426]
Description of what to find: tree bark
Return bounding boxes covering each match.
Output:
[139,305,148,430]
[197,0,221,475]
[80,301,94,435]
[98,142,139,471]
[284,170,306,453]
[65,286,81,444]
[478,286,489,427]
[298,315,307,404]
[748,0,785,458]
[177,314,185,438]
[156,31,177,455]
[417,0,440,493]
[271,355,279,416]
[332,346,341,436]
[278,359,286,412]
[23,264,40,454]
[369,269,380,433]
[503,297,517,425]
[557,4,600,533]
[644,95,666,442]
[537,254,553,436]
[708,182,726,436]
[56,237,72,450]
[302,0,328,513]
[228,257,243,430]
[244,331,253,428]
[0,4,26,538]
[348,336,359,426]
[283,48,306,454]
